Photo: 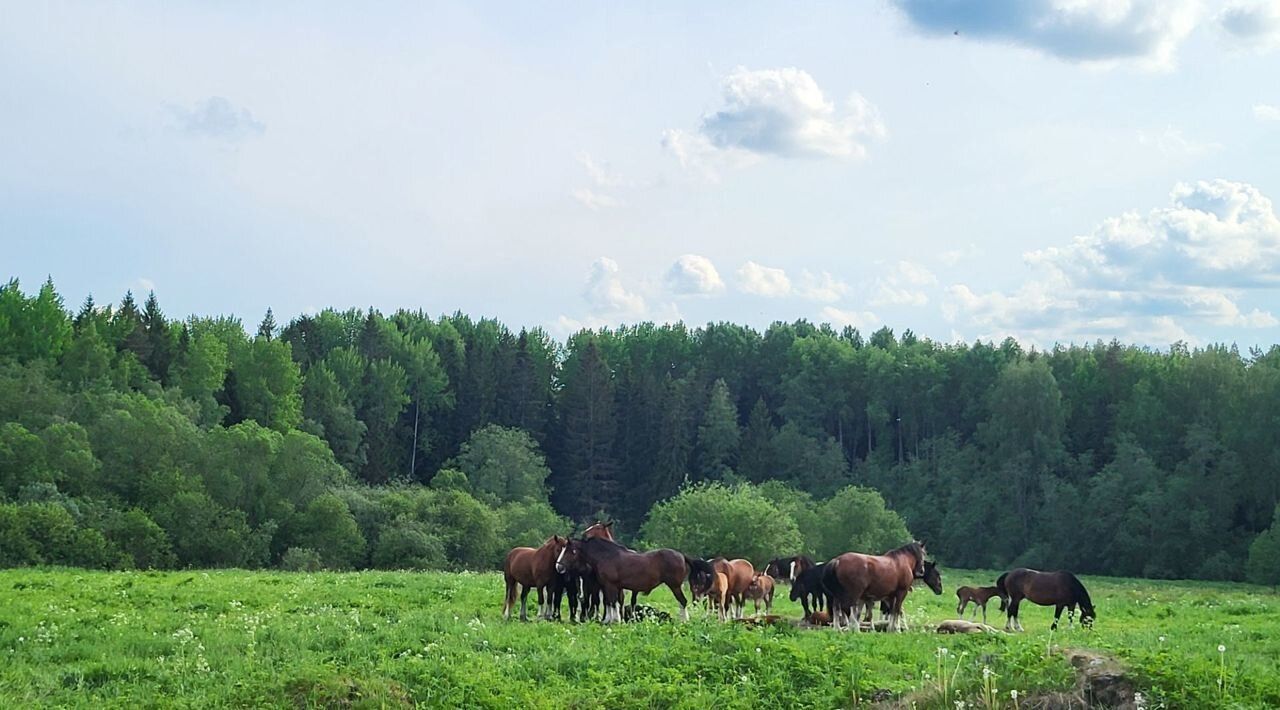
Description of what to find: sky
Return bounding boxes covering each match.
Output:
[3,1,1280,349]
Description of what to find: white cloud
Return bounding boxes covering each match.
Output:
[665,254,726,295]
[583,257,647,317]
[940,244,979,266]
[134,277,156,294]
[577,152,626,188]
[170,97,265,141]
[892,0,1202,70]
[1138,125,1222,157]
[570,188,621,210]
[944,179,1280,345]
[736,261,792,297]
[664,67,884,174]
[1220,1,1280,49]
[1255,104,1280,121]
[871,260,937,307]
[796,270,851,302]
[820,306,880,330]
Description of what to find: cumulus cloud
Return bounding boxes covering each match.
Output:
[171,97,265,141]
[583,257,647,317]
[1255,104,1280,121]
[664,67,884,174]
[570,153,627,209]
[892,0,1201,69]
[871,260,937,307]
[795,270,850,302]
[944,179,1280,344]
[1220,1,1280,48]
[820,306,880,330]
[737,261,792,297]
[665,254,726,295]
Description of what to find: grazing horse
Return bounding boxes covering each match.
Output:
[997,568,1095,632]
[503,536,568,621]
[711,558,756,619]
[790,562,828,621]
[825,541,928,632]
[746,573,775,615]
[556,538,693,624]
[956,585,1006,624]
[764,555,814,584]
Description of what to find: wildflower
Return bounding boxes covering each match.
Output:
[983,666,992,679]
[1010,690,1018,700]
[755,647,761,653]
[1218,644,1226,653]
[1158,636,1165,643]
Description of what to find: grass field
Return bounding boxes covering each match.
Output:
[1,568,1277,708]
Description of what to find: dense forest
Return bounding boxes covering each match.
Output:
[2,277,1279,584]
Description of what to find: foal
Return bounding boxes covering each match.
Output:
[955,585,1005,624]
[746,573,775,615]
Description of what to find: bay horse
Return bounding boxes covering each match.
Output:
[502,536,567,621]
[825,541,927,632]
[711,557,756,619]
[858,559,943,630]
[996,568,1095,632]
[708,571,730,621]
[568,520,617,621]
[582,520,617,541]
[790,562,828,621]
[555,537,694,623]
[764,555,814,584]
[956,585,1006,624]
[746,573,775,615]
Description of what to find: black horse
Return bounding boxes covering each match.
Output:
[764,555,814,584]
[996,568,1095,631]
[790,562,829,620]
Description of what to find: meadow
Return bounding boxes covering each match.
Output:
[1,568,1277,709]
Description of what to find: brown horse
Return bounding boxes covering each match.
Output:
[746,573,775,615]
[582,520,616,541]
[711,557,756,619]
[997,568,1095,631]
[857,559,943,630]
[956,585,1006,624]
[708,571,730,621]
[825,541,927,632]
[556,537,693,623]
[503,536,567,621]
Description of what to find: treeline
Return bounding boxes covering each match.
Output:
[1,277,1279,583]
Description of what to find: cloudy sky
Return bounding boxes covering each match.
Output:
[4,1,1280,348]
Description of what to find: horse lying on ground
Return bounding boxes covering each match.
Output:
[503,536,567,621]
[746,573,774,614]
[955,585,1006,624]
[996,568,1095,631]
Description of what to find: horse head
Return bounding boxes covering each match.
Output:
[555,539,584,575]
[921,560,943,595]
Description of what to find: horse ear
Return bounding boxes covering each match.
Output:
[605,520,615,528]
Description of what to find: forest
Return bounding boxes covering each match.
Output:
[1,276,1279,584]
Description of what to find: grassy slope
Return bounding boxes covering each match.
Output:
[0,568,1277,708]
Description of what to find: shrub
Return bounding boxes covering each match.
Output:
[1247,506,1280,589]
[371,516,446,570]
[101,508,176,569]
[638,482,803,566]
[280,547,324,572]
[450,425,551,505]
[813,485,913,560]
[498,500,571,549]
[291,493,366,569]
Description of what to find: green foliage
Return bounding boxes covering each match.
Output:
[639,482,803,565]
[497,500,571,549]
[1247,506,1280,588]
[451,425,551,504]
[291,493,366,569]
[812,485,913,560]
[280,546,324,572]
[371,516,447,570]
[0,502,125,568]
[101,508,176,569]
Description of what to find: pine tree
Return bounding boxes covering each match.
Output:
[553,338,619,519]
[697,378,740,481]
[141,291,173,383]
[738,398,776,483]
[257,308,277,340]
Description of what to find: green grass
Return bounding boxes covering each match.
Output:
[0,568,1277,708]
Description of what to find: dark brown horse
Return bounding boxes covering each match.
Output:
[556,537,694,623]
[503,536,567,621]
[825,541,927,632]
[764,555,814,583]
[996,568,1095,631]
[582,520,617,541]
[956,585,1006,624]
[711,557,756,619]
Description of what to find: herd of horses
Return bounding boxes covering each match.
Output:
[502,522,1097,633]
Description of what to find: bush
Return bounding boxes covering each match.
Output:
[638,482,803,566]
[425,488,503,569]
[498,500,571,549]
[280,547,324,572]
[371,516,446,569]
[101,508,176,569]
[290,493,366,569]
[1247,506,1280,588]
[0,502,126,568]
[813,486,913,560]
[450,425,552,505]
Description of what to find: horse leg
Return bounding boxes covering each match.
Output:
[1052,605,1064,631]
[629,590,639,621]
[980,601,987,625]
[1005,597,1017,632]
[667,580,690,622]
[519,585,532,622]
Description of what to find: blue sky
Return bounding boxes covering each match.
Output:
[3,1,1279,348]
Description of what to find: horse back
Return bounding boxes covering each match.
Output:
[832,552,913,597]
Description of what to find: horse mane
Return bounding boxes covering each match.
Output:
[995,572,1009,596]
[581,536,626,559]
[884,541,924,561]
[684,554,714,581]
[1065,572,1094,614]
[794,555,814,567]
